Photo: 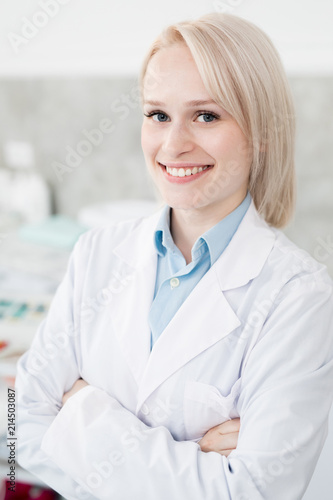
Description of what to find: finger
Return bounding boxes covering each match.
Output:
[199,430,239,453]
[75,379,87,389]
[216,430,239,451]
[216,448,234,457]
[62,391,70,405]
[62,379,87,405]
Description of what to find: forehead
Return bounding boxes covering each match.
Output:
[143,44,211,102]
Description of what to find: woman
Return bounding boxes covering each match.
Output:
[16,12,333,500]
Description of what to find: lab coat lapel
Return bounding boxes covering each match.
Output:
[136,268,241,409]
[109,210,162,387]
[109,201,276,408]
[136,201,276,408]
[214,200,276,291]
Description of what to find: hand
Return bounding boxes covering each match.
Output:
[198,418,240,457]
[62,378,89,405]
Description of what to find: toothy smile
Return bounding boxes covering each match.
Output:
[159,162,213,177]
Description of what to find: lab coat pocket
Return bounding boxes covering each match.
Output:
[183,378,241,441]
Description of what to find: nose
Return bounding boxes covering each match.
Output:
[161,122,195,158]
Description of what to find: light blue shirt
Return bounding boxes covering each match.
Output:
[149,192,252,349]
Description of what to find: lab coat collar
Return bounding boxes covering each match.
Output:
[214,199,276,290]
[113,209,162,267]
[113,200,275,291]
[110,201,276,407]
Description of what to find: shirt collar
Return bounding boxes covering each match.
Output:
[201,191,252,265]
[154,192,252,264]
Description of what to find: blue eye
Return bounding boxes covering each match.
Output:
[197,113,218,123]
[144,112,169,122]
[153,113,169,122]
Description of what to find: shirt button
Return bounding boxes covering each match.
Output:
[141,403,150,416]
[170,277,180,289]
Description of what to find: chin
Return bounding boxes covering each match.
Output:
[164,199,202,211]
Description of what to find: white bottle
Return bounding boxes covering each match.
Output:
[0,141,51,228]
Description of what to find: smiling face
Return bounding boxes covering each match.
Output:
[141,43,253,220]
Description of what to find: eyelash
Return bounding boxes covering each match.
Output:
[143,111,220,122]
[143,111,168,121]
[196,111,220,121]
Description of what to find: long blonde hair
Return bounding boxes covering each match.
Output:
[140,13,296,228]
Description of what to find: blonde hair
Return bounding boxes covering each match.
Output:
[140,13,296,228]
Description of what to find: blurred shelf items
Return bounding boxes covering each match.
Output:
[0,159,158,495]
[0,141,51,231]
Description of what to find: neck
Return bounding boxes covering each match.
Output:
[170,193,247,264]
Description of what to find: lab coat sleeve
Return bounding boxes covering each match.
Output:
[39,271,333,500]
[15,234,99,500]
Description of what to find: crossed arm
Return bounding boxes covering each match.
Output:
[16,235,333,499]
[63,378,241,456]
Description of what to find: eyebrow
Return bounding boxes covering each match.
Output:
[143,99,218,107]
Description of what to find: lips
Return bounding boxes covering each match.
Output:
[158,162,213,177]
[156,161,214,184]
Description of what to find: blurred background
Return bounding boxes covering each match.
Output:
[0,0,332,498]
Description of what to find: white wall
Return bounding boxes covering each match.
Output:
[0,0,332,77]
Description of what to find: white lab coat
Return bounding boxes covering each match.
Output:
[16,200,333,500]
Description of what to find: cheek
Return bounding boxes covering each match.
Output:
[141,124,149,155]
[141,123,157,160]
[214,132,252,168]
[236,134,253,166]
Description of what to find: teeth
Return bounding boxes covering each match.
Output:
[165,165,211,177]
